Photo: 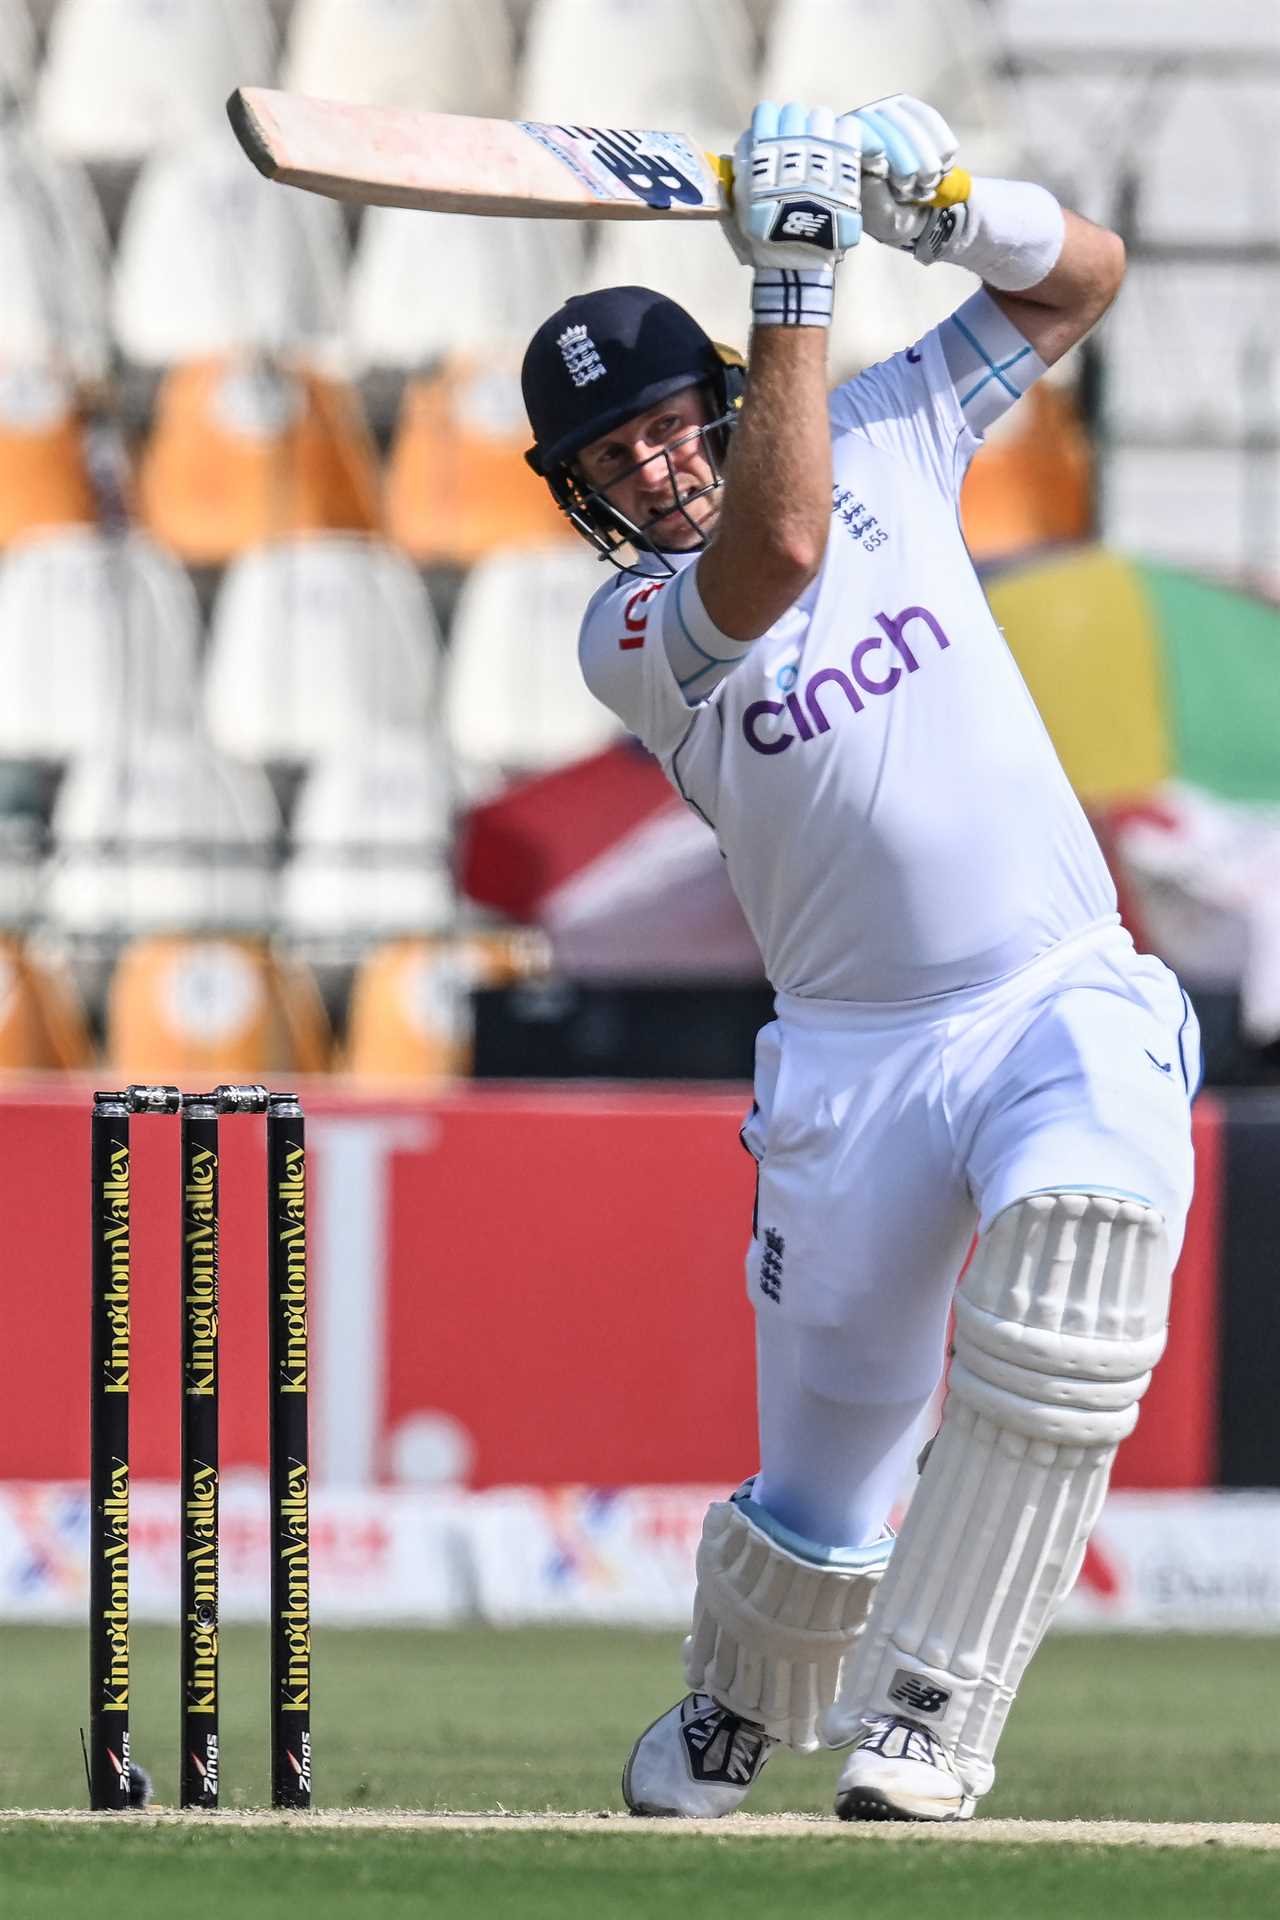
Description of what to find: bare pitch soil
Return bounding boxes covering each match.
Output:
[5,1810,1280,1848]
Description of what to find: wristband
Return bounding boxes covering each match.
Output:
[751,266,835,328]
[913,177,1064,292]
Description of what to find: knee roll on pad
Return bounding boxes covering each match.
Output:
[683,1480,892,1753]
[822,1193,1170,1795]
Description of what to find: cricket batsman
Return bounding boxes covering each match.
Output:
[521,97,1198,1821]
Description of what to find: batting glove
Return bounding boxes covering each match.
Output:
[727,101,863,267]
[724,102,862,329]
[852,95,971,253]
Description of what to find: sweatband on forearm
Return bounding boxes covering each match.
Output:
[752,265,835,328]
[914,177,1065,292]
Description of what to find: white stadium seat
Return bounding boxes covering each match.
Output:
[445,542,623,792]
[347,208,585,372]
[204,535,443,765]
[830,243,975,385]
[36,0,276,166]
[0,3,35,105]
[1104,445,1275,583]
[994,0,1277,56]
[517,0,755,132]
[0,529,200,761]
[762,0,1018,176]
[1102,262,1277,447]
[1135,79,1279,248]
[0,121,111,383]
[113,129,349,367]
[280,730,457,944]
[283,0,515,116]
[44,732,281,939]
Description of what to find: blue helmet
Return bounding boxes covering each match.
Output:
[522,285,745,571]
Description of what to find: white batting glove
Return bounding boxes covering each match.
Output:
[852,95,968,252]
[727,101,862,267]
[725,102,862,329]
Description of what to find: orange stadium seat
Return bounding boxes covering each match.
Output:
[344,930,548,1081]
[106,935,331,1081]
[139,357,381,566]
[0,936,94,1071]
[960,383,1093,563]
[0,370,97,548]
[385,354,571,566]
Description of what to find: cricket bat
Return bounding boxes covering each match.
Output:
[227,88,970,222]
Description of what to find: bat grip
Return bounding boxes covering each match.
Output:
[708,156,971,210]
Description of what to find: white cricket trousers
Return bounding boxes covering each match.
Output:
[740,920,1199,1549]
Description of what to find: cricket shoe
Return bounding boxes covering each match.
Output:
[622,1692,775,1817]
[834,1716,975,1823]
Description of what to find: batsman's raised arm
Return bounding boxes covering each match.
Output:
[693,103,863,643]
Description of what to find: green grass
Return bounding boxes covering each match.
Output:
[2,1827,1278,1920]
[2,1626,1278,1917]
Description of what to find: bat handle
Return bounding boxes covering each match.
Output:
[929,167,971,209]
[707,155,971,211]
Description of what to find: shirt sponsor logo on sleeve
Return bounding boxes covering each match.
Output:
[742,605,951,755]
[618,580,662,650]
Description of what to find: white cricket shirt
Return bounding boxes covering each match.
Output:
[578,297,1117,1003]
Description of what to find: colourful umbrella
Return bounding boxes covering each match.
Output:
[985,547,1280,805]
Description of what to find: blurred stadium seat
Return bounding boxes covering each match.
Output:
[829,241,974,384]
[516,0,755,130]
[0,5,36,106]
[347,208,585,372]
[959,383,1093,561]
[0,119,111,383]
[992,0,1277,55]
[444,543,623,795]
[0,528,199,762]
[36,0,276,166]
[283,0,515,115]
[138,356,381,565]
[585,201,749,359]
[105,933,331,1078]
[113,128,348,368]
[0,368,97,548]
[385,351,571,565]
[762,0,1018,175]
[344,930,549,1080]
[204,534,442,767]
[0,935,94,1070]
[1102,263,1274,446]
[279,729,456,952]
[44,732,281,941]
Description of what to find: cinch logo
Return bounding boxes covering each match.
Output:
[741,605,951,755]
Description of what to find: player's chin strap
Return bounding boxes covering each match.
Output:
[823,1191,1170,1799]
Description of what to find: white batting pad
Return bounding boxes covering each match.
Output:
[823,1193,1170,1796]
[684,1483,891,1752]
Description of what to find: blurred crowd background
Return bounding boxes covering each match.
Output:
[0,0,1277,1088]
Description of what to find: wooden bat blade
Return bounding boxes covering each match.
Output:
[227,88,729,219]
